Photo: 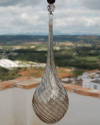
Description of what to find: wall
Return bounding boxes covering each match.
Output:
[14,87,45,125]
[95,74,99,78]
[0,77,40,125]
[27,88,42,125]
[82,78,95,88]
[90,82,100,90]
[14,88,27,125]
[0,82,41,125]
[0,79,100,125]
[82,72,88,78]
[77,76,82,80]
[0,88,15,125]
[27,92,100,125]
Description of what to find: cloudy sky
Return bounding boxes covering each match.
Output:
[0,0,100,35]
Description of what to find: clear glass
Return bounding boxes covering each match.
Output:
[32,10,69,124]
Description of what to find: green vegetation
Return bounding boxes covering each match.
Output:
[0,35,100,46]
[0,67,22,81]
[71,70,84,77]
[7,44,100,70]
[1,35,100,76]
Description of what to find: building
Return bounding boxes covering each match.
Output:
[64,68,71,72]
[82,78,95,88]
[73,53,78,55]
[95,72,100,78]
[90,80,100,90]
[77,75,82,80]
[82,69,99,78]
[30,46,35,48]
[53,46,61,50]
[75,79,83,86]
[77,69,100,88]
[0,59,18,69]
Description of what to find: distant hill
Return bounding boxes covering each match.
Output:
[0,35,100,45]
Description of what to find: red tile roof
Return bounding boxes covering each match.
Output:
[86,69,99,74]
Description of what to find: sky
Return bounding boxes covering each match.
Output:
[0,0,100,35]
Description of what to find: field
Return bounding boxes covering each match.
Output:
[23,42,47,45]
[0,67,73,81]
[1,35,100,73]
[0,67,21,81]
[0,64,86,82]
[18,68,72,79]
[59,42,74,46]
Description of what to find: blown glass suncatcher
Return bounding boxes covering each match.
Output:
[32,2,69,124]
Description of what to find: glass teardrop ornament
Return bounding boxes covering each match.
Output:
[32,7,69,124]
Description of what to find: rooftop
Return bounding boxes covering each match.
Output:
[86,69,99,74]
[96,72,100,74]
[91,80,100,84]
[0,59,18,69]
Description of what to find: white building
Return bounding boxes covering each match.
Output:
[82,78,95,88]
[90,80,100,90]
[77,75,82,80]
[95,72,100,78]
[78,69,100,88]
[0,59,18,70]
[73,53,78,55]
[53,46,60,50]
[82,69,99,79]
[61,78,70,83]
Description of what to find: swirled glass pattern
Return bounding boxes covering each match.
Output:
[32,5,69,124]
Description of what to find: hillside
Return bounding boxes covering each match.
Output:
[0,35,100,46]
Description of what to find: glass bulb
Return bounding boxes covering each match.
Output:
[32,5,69,124]
[47,4,55,13]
